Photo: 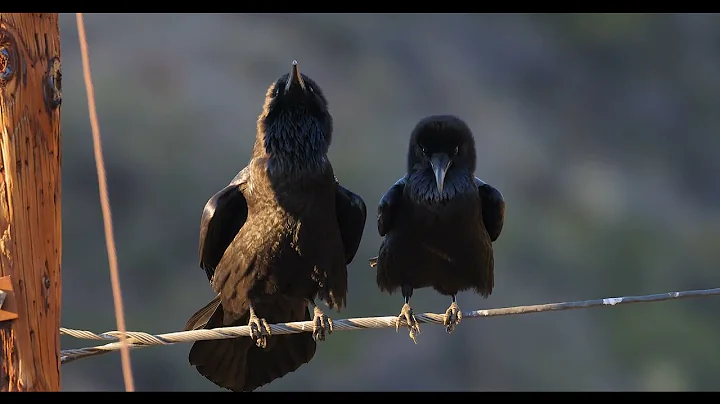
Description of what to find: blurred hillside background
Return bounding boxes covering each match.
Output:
[58,13,720,391]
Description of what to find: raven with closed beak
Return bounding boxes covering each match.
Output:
[185,61,367,391]
[370,115,505,343]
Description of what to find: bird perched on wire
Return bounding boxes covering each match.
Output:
[184,60,367,392]
[369,115,505,344]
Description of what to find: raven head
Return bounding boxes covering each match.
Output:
[406,115,477,203]
[257,60,333,170]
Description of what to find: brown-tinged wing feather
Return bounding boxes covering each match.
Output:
[184,294,222,331]
[198,168,250,281]
[334,182,368,265]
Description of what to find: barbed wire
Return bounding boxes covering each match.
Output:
[59,286,720,365]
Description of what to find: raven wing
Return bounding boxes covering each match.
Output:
[377,177,406,237]
[184,294,221,331]
[198,168,250,282]
[334,182,368,265]
[369,177,406,268]
[474,177,505,242]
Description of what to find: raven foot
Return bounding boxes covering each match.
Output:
[248,311,272,348]
[396,303,421,344]
[443,301,462,334]
[311,306,334,342]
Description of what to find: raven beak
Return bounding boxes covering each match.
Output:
[285,60,306,94]
[430,153,452,194]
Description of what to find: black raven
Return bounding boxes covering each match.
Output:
[370,115,505,343]
[184,61,367,391]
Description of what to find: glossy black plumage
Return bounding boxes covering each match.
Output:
[185,61,367,392]
[371,115,505,343]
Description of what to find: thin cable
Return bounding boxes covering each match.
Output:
[75,13,135,392]
[58,286,720,365]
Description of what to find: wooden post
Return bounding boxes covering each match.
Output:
[0,13,62,392]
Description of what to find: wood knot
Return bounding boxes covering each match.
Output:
[0,49,9,79]
[0,29,18,87]
[44,56,62,110]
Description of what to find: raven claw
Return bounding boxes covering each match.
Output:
[312,306,334,342]
[249,313,272,348]
[443,302,462,334]
[396,303,420,344]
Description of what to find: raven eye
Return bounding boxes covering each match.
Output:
[453,146,459,155]
[273,86,280,97]
[420,146,427,155]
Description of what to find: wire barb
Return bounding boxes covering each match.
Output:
[59,286,720,365]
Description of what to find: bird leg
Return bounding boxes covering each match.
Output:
[248,303,272,348]
[397,285,421,344]
[307,299,333,342]
[443,295,462,334]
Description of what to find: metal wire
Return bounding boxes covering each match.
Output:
[60,286,720,365]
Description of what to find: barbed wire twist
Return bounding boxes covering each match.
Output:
[60,286,720,365]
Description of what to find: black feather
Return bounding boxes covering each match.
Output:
[374,114,506,305]
[186,62,367,392]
